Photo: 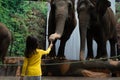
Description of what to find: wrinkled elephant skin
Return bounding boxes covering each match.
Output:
[48,0,76,59]
[77,0,117,60]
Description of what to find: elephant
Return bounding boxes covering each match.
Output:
[0,23,11,63]
[77,0,118,60]
[48,0,76,59]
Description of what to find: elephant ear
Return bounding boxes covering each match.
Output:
[50,0,55,15]
[87,0,94,8]
[48,0,56,32]
[50,0,54,5]
[68,0,75,18]
[77,0,95,13]
[68,0,74,10]
[96,0,111,17]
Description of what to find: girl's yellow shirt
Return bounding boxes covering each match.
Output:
[21,48,51,76]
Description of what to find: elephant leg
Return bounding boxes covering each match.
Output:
[86,30,94,59]
[96,41,107,59]
[0,49,8,63]
[57,39,67,59]
[0,48,3,62]
[0,39,10,63]
[47,40,57,59]
[101,42,108,58]
[117,43,120,60]
[109,38,117,59]
[96,44,102,59]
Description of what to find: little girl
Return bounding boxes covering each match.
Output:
[20,35,53,80]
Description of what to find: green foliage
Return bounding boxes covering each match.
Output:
[0,0,48,56]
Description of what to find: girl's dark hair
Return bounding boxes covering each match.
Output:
[25,35,39,58]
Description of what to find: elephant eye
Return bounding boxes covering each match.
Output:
[106,1,111,7]
[68,3,72,8]
[68,1,73,9]
[51,3,56,9]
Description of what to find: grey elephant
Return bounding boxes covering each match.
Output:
[77,0,118,60]
[48,0,76,59]
[0,23,11,63]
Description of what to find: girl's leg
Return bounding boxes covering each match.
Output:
[34,76,41,80]
[24,76,33,80]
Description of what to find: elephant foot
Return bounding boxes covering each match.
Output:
[56,56,66,60]
[80,57,85,61]
[95,57,108,61]
[95,54,107,59]
[80,51,85,61]
[86,56,94,60]
[117,57,120,61]
[86,58,94,61]
[95,55,102,59]
[46,56,57,60]
[110,55,120,61]
[109,57,118,61]
[100,57,108,61]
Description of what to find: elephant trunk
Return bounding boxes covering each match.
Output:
[49,5,68,42]
[78,14,90,60]
[49,15,66,42]
[79,23,87,61]
[55,14,66,36]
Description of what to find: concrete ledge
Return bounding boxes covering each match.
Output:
[0,77,120,80]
